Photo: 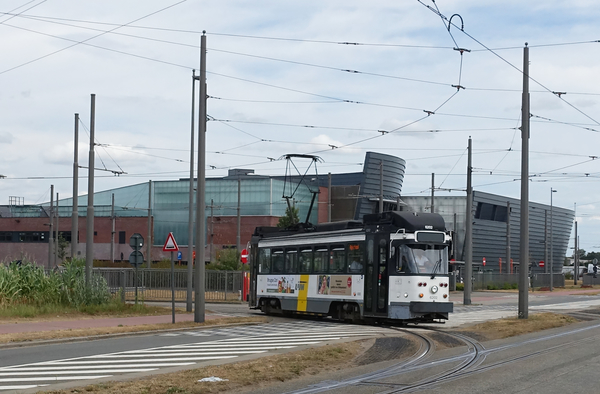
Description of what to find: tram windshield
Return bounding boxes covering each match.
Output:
[392,243,448,275]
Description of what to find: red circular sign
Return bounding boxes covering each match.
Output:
[347,277,352,287]
[539,261,545,267]
[240,248,248,264]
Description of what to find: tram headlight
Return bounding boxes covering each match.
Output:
[431,285,439,293]
[404,293,409,298]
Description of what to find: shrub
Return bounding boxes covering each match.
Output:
[456,283,464,291]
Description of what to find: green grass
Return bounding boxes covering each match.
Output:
[0,298,174,319]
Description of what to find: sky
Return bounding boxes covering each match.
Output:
[1,0,600,254]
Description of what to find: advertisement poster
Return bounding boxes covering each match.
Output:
[317,275,352,296]
[317,275,330,295]
[266,275,296,294]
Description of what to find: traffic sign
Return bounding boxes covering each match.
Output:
[177,251,182,260]
[129,250,144,266]
[241,248,248,264]
[539,261,545,267]
[482,257,486,266]
[163,232,179,252]
[129,233,144,250]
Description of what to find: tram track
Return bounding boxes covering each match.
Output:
[284,320,600,394]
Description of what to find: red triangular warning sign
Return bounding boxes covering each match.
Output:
[163,232,179,252]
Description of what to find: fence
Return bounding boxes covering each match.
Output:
[453,267,565,290]
[92,268,246,302]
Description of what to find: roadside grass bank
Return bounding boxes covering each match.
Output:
[43,312,579,394]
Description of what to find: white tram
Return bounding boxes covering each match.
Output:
[248,211,453,324]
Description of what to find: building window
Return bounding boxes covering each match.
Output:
[119,231,126,244]
[0,232,13,242]
[475,202,508,222]
[17,232,47,242]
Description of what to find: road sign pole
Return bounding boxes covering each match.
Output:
[171,251,175,324]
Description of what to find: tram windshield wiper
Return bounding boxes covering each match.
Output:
[430,259,442,279]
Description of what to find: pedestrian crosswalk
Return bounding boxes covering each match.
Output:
[0,321,391,391]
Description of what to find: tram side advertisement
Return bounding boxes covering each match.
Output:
[266,275,296,294]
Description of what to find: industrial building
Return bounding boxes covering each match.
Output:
[0,152,574,274]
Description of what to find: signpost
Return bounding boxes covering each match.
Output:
[163,232,179,324]
[129,233,144,304]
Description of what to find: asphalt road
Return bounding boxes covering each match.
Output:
[2,293,600,393]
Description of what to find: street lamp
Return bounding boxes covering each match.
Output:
[550,188,557,291]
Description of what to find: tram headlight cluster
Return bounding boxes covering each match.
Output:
[439,282,448,288]
[417,282,427,287]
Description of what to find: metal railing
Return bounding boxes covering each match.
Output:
[92,268,246,302]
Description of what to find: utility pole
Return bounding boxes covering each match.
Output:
[210,199,214,262]
[186,69,197,313]
[506,201,511,274]
[48,185,54,269]
[544,210,548,274]
[550,188,557,291]
[237,177,241,254]
[110,194,115,263]
[55,192,59,266]
[379,161,383,213]
[147,180,152,268]
[71,113,79,261]
[464,137,473,305]
[86,94,95,286]
[431,173,435,213]
[574,202,578,285]
[328,172,332,222]
[518,44,530,319]
[194,32,207,323]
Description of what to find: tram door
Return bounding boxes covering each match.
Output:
[364,233,389,317]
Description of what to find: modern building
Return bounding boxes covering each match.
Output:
[0,152,574,274]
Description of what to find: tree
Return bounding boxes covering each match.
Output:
[277,205,300,228]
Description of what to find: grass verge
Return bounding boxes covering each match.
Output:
[43,312,578,394]
[0,316,268,344]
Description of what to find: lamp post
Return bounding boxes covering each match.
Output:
[550,188,557,291]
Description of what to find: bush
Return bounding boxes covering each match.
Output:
[0,258,111,309]
[456,283,464,291]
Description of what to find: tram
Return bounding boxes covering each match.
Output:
[248,211,453,324]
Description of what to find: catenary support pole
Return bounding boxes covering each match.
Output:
[86,94,95,286]
[48,185,54,269]
[464,137,473,305]
[147,180,152,268]
[237,177,241,254]
[187,69,197,313]
[328,172,332,222]
[506,201,511,274]
[55,192,59,266]
[194,32,207,323]
[431,173,435,213]
[110,194,115,263]
[518,44,530,319]
[71,114,79,261]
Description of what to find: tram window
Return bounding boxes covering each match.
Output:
[395,245,416,274]
[272,249,284,273]
[259,248,271,273]
[330,245,345,273]
[299,248,312,273]
[348,243,364,273]
[367,239,374,266]
[314,247,328,273]
[285,249,298,273]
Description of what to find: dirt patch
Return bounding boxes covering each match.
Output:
[453,312,578,341]
[355,336,416,365]
[425,331,465,349]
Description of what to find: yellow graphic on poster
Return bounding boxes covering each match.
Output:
[317,275,352,296]
[296,274,309,311]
